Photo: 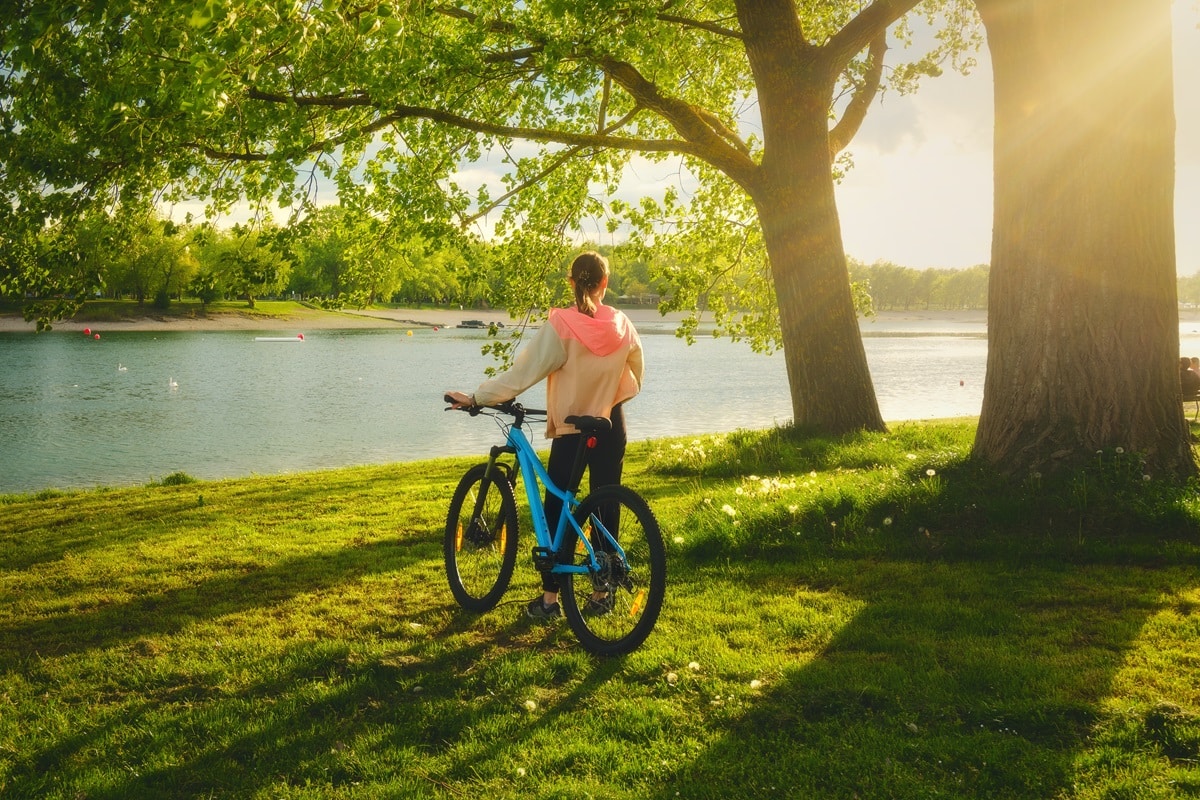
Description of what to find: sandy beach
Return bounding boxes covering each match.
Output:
[0,306,517,333]
[0,305,993,334]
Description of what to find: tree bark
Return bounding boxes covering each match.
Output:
[739,0,886,434]
[973,0,1193,477]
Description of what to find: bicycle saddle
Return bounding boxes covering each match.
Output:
[564,415,612,433]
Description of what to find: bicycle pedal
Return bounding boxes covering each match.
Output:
[531,546,555,572]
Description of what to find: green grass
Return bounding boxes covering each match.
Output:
[2,420,1199,799]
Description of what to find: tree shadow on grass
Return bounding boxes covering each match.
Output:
[633,427,1200,799]
[648,556,1197,799]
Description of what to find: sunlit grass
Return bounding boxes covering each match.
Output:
[2,421,1199,798]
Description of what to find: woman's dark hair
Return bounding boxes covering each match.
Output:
[570,251,609,317]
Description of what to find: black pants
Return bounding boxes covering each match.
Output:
[541,403,627,593]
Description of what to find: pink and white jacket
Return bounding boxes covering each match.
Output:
[473,305,644,438]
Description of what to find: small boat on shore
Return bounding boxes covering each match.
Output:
[254,334,305,342]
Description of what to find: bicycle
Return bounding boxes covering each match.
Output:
[442,395,666,656]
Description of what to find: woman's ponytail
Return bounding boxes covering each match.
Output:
[570,251,609,317]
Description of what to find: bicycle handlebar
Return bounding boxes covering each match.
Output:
[443,395,546,419]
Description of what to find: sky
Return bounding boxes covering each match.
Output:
[832,1,1200,273]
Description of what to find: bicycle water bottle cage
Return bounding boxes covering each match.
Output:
[531,546,555,572]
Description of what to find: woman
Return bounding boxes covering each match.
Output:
[446,251,644,620]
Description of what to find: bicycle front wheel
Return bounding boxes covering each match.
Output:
[560,484,666,656]
[444,463,519,612]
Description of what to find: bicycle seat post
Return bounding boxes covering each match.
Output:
[562,415,611,499]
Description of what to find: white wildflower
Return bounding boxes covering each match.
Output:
[688,661,701,671]
[524,700,537,712]
[721,504,737,518]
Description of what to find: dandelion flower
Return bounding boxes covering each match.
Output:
[809,470,817,478]
[750,679,763,689]
[735,486,745,495]
[667,672,679,684]
[1116,446,1125,454]
[524,700,537,712]
[673,535,685,544]
[749,474,760,481]
[883,517,893,526]
[925,468,936,477]
[906,453,917,460]
[517,767,526,777]
[1143,474,1152,481]
[721,504,737,518]
[688,661,701,671]
[787,505,798,513]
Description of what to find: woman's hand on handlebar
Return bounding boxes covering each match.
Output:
[444,390,474,410]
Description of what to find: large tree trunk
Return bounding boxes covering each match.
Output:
[973,0,1193,477]
[739,0,885,434]
[755,144,886,433]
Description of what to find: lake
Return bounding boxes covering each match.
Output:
[0,316,998,495]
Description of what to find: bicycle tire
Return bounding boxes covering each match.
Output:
[444,463,519,612]
[560,484,666,656]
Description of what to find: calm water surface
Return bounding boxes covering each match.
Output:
[2,320,994,494]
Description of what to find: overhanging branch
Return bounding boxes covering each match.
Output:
[828,31,887,155]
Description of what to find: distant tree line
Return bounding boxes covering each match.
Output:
[1175,273,1200,307]
[848,259,990,311]
[1,204,665,314]
[24,208,1197,318]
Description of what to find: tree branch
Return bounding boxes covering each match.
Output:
[185,99,702,165]
[596,56,756,187]
[828,31,887,155]
[655,12,742,40]
[824,0,921,69]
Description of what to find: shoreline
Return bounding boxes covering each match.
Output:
[0,305,990,333]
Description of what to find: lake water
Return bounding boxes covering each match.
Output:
[8,316,1200,494]
[0,317,996,495]
[22,311,1194,497]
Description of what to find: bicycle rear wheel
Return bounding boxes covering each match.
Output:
[444,463,519,612]
[560,484,666,656]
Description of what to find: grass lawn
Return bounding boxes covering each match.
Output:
[2,421,1199,799]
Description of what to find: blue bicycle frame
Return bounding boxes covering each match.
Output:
[496,419,627,579]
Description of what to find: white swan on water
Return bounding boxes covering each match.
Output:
[168,377,178,390]
[118,363,127,372]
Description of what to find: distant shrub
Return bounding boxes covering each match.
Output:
[158,472,197,486]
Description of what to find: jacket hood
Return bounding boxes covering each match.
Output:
[550,305,633,357]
